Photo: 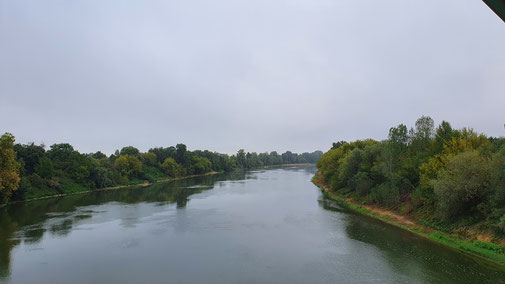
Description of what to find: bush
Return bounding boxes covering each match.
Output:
[371,183,400,207]
[433,150,493,220]
[349,171,373,196]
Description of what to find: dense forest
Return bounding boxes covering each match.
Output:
[0,133,322,203]
[316,116,505,240]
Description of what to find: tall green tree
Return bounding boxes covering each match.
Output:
[175,144,187,164]
[13,143,45,175]
[114,154,142,182]
[120,146,140,157]
[0,133,21,203]
[433,150,493,220]
[161,158,184,178]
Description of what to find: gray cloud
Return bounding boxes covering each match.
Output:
[1,0,504,154]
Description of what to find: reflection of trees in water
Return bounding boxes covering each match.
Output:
[0,215,20,280]
[318,196,505,284]
[0,171,248,281]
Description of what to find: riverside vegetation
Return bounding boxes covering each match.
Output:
[314,116,505,263]
[0,133,321,204]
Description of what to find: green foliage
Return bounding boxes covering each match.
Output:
[0,133,21,203]
[46,143,74,161]
[161,158,185,178]
[148,146,176,164]
[315,116,505,239]
[192,156,212,175]
[143,166,165,182]
[331,141,346,150]
[114,154,143,183]
[120,146,140,157]
[7,136,320,202]
[349,171,373,196]
[175,144,187,164]
[14,142,45,175]
[370,182,400,207]
[91,151,107,159]
[141,152,158,167]
[433,150,493,220]
[89,164,115,189]
[35,157,54,179]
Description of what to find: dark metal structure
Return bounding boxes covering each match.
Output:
[484,0,505,22]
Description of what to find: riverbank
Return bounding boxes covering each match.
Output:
[262,163,312,168]
[3,163,313,207]
[4,171,221,206]
[312,172,505,268]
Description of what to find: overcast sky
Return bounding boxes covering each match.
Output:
[1,0,504,155]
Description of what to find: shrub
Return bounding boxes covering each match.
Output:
[371,183,400,207]
[433,150,493,221]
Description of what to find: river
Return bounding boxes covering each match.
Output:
[1,165,504,283]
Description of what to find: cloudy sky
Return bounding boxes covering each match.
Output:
[1,0,504,155]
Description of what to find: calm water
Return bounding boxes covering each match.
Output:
[1,165,505,283]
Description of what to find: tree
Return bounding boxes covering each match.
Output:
[91,151,107,160]
[114,154,142,181]
[433,121,454,154]
[281,151,296,164]
[413,116,434,141]
[47,143,76,162]
[0,133,21,203]
[161,158,184,178]
[236,149,246,168]
[258,152,271,166]
[332,141,346,150]
[388,124,409,148]
[47,143,91,184]
[269,151,283,165]
[434,150,493,220]
[120,146,140,157]
[89,162,115,188]
[142,152,158,167]
[149,146,176,164]
[14,142,45,175]
[175,144,187,164]
[192,156,212,174]
[34,157,54,179]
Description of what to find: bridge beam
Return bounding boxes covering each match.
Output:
[484,0,505,23]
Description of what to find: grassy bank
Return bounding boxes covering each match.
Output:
[4,171,221,206]
[312,172,505,268]
[4,163,313,206]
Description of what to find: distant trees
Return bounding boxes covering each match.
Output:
[315,116,505,236]
[0,135,321,204]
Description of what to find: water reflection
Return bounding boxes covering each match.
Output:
[2,165,505,284]
[319,197,505,284]
[0,171,247,280]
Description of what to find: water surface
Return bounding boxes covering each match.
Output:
[1,166,504,283]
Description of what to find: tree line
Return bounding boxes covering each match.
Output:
[316,116,505,238]
[0,133,322,203]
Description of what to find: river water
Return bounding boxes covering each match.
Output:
[1,165,504,283]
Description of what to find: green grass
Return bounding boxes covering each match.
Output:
[428,232,505,264]
[24,186,59,200]
[13,171,222,204]
[143,166,166,181]
[59,178,88,193]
